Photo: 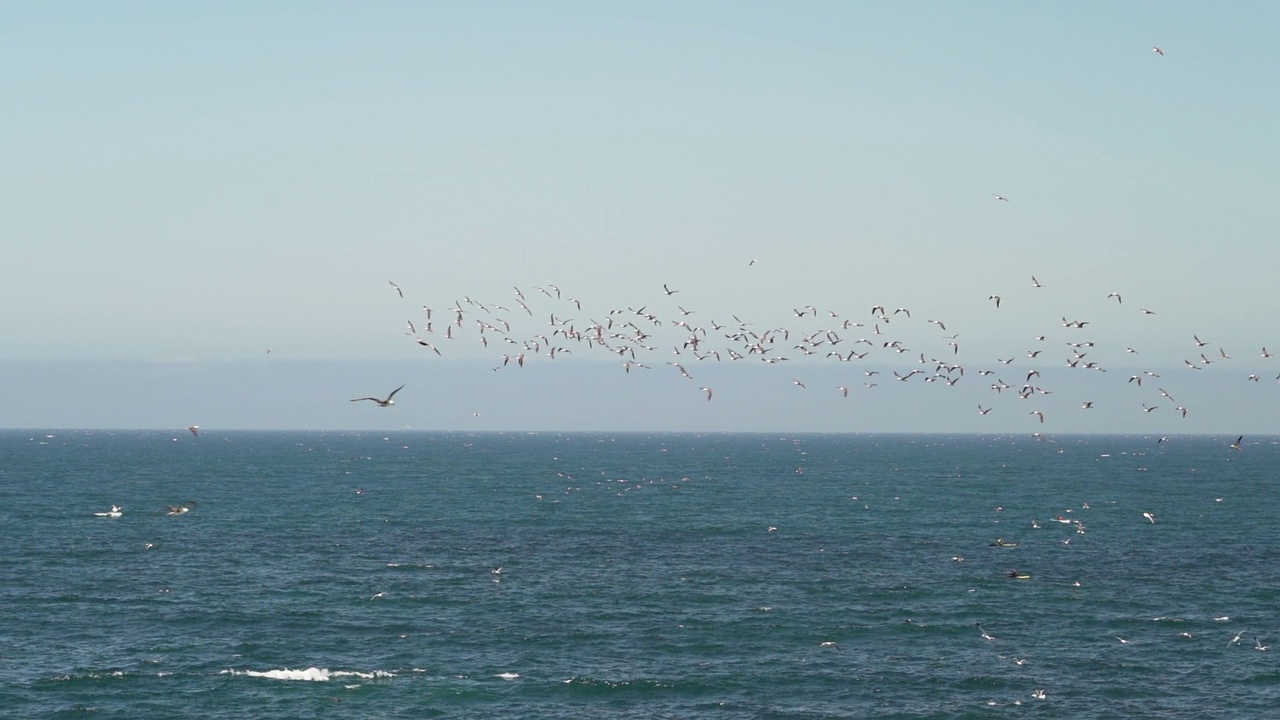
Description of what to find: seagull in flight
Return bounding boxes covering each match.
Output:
[350,384,405,407]
[1143,512,1156,524]
[992,194,1010,202]
[1230,435,1243,450]
[1152,46,1164,56]
[388,281,403,298]
[188,425,199,437]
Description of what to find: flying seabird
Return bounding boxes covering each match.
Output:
[1152,46,1164,56]
[188,425,199,437]
[388,281,403,298]
[166,501,196,516]
[350,384,405,407]
[1230,436,1243,450]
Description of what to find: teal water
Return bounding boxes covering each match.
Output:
[2,431,1277,718]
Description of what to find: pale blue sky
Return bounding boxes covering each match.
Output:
[3,2,1279,432]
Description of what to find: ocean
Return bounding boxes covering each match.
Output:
[2,430,1277,718]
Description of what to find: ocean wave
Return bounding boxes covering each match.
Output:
[220,668,396,682]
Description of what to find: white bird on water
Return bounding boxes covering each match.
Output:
[94,505,123,518]
[1143,512,1156,524]
[350,384,405,407]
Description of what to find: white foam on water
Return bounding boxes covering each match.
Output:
[221,667,396,682]
[495,672,520,680]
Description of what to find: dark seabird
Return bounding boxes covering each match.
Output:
[351,384,405,407]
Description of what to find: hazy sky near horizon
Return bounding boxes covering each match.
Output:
[4,2,1280,432]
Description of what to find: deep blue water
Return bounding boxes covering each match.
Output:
[2,430,1278,718]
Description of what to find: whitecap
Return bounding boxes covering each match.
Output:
[495,672,520,680]
[222,667,332,681]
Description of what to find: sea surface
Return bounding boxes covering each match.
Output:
[2,430,1278,719]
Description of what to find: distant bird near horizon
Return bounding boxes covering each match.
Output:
[188,425,199,437]
[992,194,1009,202]
[388,280,403,298]
[1152,45,1164,56]
[350,384,405,408]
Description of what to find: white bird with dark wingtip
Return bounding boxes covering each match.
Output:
[350,384,405,407]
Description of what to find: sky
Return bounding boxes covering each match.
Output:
[3,1,1280,433]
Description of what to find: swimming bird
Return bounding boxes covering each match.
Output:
[1031,689,1046,700]
[350,384,405,407]
[166,501,196,516]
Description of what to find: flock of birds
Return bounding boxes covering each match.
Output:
[352,265,1275,440]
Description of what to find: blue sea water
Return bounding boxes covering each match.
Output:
[2,430,1278,719]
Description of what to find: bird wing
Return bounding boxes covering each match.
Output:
[385,384,406,401]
